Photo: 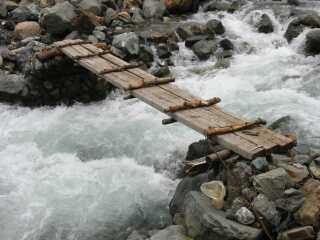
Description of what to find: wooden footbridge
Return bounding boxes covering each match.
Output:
[37,39,296,161]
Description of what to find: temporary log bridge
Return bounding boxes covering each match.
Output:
[38,39,296,160]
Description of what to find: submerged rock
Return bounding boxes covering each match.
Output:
[184,191,262,239]
[253,168,294,200]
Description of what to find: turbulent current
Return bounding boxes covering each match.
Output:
[2,1,320,240]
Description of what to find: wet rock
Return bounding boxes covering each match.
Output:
[235,207,256,225]
[176,22,207,40]
[79,0,102,15]
[92,30,106,41]
[112,32,140,56]
[169,172,209,216]
[165,0,196,14]
[309,160,320,179]
[9,5,39,22]
[278,226,315,240]
[14,21,41,40]
[156,43,171,59]
[253,168,295,200]
[192,39,216,60]
[185,139,217,160]
[300,14,320,28]
[142,0,166,19]
[40,2,77,36]
[275,188,305,213]
[127,230,146,240]
[305,29,320,55]
[269,115,294,131]
[284,19,304,42]
[219,38,234,50]
[130,7,144,24]
[256,14,273,33]
[139,45,154,64]
[226,197,248,220]
[185,35,210,48]
[203,0,238,13]
[200,180,226,209]
[252,194,281,227]
[295,179,320,226]
[0,72,27,103]
[150,225,187,240]
[251,157,269,171]
[206,19,225,35]
[150,64,170,77]
[184,191,262,239]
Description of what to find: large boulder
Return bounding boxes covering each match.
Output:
[176,22,207,40]
[253,168,295,200]
[112,32,140,56]
[142,0,166,19]
[183,191,262,239]
[192,39,216,60]
[40,2,77,36]
[305,29,320,55]
[150,225,187,240]
[14,21,41,40]
[79,0,102,15]
[164,0,198,14]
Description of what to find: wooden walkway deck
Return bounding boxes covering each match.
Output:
[44,39,296,160]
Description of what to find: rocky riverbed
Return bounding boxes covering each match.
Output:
[1,0,320,239]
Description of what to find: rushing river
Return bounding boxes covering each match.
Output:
[2,1,320,240]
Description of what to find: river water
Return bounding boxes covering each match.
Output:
[1,1,320,240]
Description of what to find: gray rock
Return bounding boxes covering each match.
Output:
[104,7,117,26]
[79,0,102,15]
[206,19,225,35]
[10,6,39,22]
[269,115,294,131]
[305,29,320,55]
[275,188,305,213]
[92,30,106,41]
[284,18,304,42]
[235,207,256,225]
[203,0,238,13]
[143,0,166,19]
[0,72,27,103]
[150,225,186,240]
[176,22,207,40]
[150,64,170,77]
[251,157,269,171]
[288,0,299,6]
[131,7,144,24]
[112,32,140,56]
[256,14,273,33]
[317,231,320,240]
[185,35,210,48]
[253,168,295,200]
[252,194,281,228]
[156,44,171,59]
[184,191,262,240]
[0,2,7,18]
[139,45,154,64]
[185,139,218,160]
[219,38,234,50]
[40,2,77,36]
[226,197,248,220]
[127,230,146,240]
[169,172,209,216]
[192,39,217,60]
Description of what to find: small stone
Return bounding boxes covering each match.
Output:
[251,157,269,171]
[14,21,41,40]
[309,160,320,179]
[235,207,255,225]
[278,226,315,240]
[253,168,295,200]
[200,180,226,209]
[150,64,170,77]
[252,194,281,228]
[112,32,140,56]
[226,197,248,220]
[92,30,106,41]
